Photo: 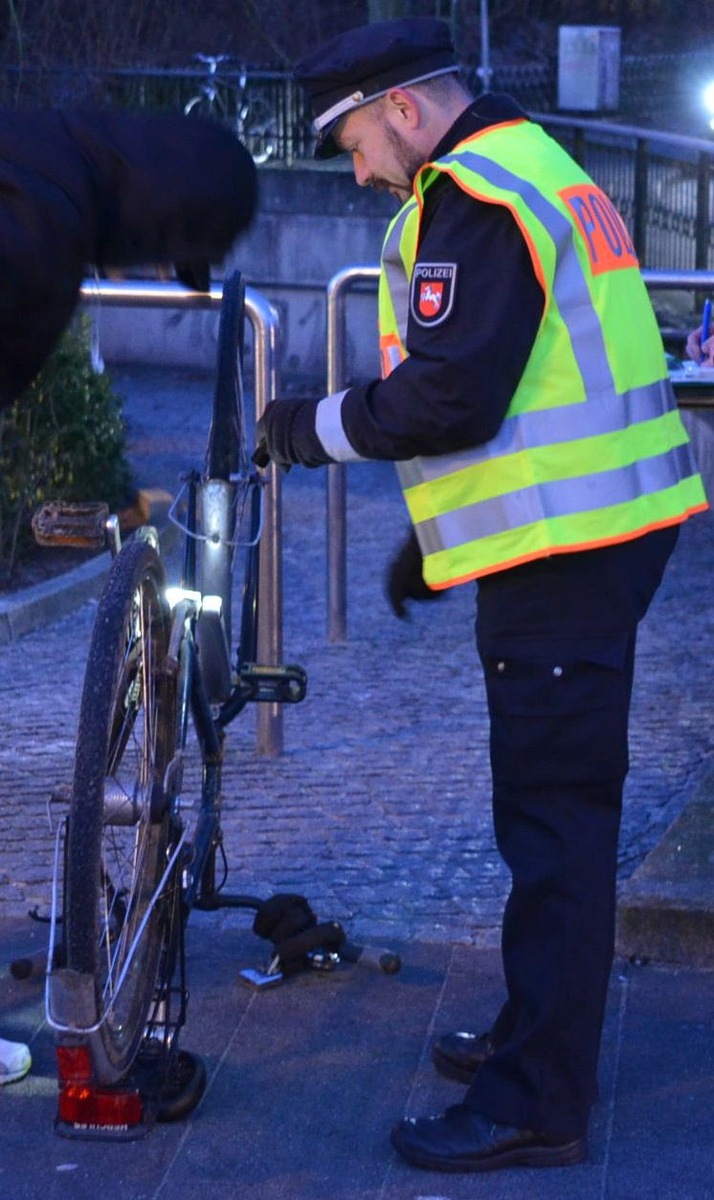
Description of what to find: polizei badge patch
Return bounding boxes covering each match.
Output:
[411,263,457,327]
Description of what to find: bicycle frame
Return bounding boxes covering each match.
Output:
[45,273,306,1136]
[167,466,264,913]
[184,54,275,164]
[45,480,303,989]
[186,54,228,112]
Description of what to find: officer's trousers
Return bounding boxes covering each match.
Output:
[464,526,679,1138]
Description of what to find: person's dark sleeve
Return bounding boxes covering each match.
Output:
[58,109,258,272]
[338,180,545,460]
[0,108,258,410]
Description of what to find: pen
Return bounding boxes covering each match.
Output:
[701,298,712,362]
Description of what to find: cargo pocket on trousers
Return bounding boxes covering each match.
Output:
[480,634,633,788]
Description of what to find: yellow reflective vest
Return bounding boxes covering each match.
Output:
[378,118,708,589]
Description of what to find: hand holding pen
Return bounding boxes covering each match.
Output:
[686,299,714,365]
[700,298,712,363]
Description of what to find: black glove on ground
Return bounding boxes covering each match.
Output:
[253,396,334,468]
[386,528,445,619]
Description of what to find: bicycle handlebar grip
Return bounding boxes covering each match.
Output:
[340,940,402,975]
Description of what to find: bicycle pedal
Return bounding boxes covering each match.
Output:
[32,500,110,549]
[239,663,307,704]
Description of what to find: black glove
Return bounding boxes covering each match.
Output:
[253,397,333,469]
[386,528,445,619]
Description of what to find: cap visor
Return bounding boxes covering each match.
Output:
[314,118,342,160]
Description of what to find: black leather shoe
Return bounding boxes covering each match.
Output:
[390,1104,587,1173]
[431,1030,494,1083]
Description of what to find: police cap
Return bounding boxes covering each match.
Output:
[294,18,457,160]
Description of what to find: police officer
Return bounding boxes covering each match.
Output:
[255,18,708,1174]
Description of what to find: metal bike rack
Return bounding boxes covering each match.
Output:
[79,278,284,755]
[325,266,380,643]
[642,268,714,292]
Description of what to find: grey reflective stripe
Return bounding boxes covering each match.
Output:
[384,344,403,373]
[397,377,676,490]
[440,145,617,397]
[315,390,369,463]
[412,440,699,555]
[381,199,418,345]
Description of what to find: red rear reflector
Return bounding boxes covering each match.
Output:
[58,1082,143,1129]
[56,1044,92,1084]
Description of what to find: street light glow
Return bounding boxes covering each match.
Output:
[701,81,714,130]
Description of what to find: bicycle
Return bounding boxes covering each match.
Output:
[183,54,277,165]
[38,272,308,1136]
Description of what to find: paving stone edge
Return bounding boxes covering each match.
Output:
[617,775,714,966]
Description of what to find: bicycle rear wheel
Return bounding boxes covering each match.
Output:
[206,268,248,482]
[183,93,226,122]
[63,537,178,1084]
[239,95,278,165]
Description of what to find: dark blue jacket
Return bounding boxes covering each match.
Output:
[340,94,544,460]
[0,108,257,406]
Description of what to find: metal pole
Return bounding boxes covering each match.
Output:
[325,266,380,643]
[633,138,648,264]
[248,290,284,756]
[641,268,714,289]
[326,272,348,644]
[478,0,492,93]
[449,0,460,45]
[79,278,284,755]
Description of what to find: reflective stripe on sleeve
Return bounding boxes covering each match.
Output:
[315,391,370,463]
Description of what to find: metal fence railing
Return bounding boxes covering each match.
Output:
[2,58,713,270]
[534,115,714,272]
[0,63,314,167]
[3,50,713,137]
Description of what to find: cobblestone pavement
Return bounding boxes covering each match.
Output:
[1,365,713,947]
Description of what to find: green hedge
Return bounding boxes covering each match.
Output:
[0,317,131,580]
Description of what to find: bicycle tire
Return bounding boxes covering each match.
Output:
[64,538,178,1084]
[239,95,278,165]
[206,269,248,482]
[198,270,252,677]
[183,93,226,122]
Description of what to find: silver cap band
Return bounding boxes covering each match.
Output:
[313,65,458,134]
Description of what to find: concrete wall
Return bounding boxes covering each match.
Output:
[95,163,394,388]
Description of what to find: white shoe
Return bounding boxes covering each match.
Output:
[0,1036,31,1085]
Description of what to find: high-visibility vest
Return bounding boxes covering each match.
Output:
[379,118,708,589]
